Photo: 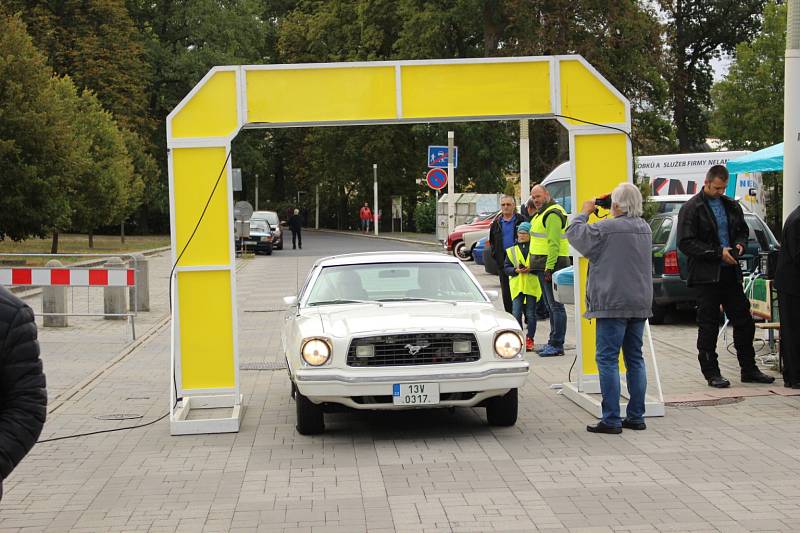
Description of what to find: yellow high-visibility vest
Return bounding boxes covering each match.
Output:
[530,203,569,257]
[506,245,542,301]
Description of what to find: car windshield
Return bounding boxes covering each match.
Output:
[253,211,279,226]
[653,201,685,214]
[305,262,486,306]
[249,219,269,231]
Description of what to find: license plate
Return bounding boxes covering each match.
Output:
[392,383,439,405]
[245,240,257,245]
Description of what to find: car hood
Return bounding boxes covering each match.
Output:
[301,302,515,338]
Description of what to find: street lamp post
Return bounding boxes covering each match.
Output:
[373,164,379,236]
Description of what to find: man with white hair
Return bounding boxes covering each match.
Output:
[565,183,652,434]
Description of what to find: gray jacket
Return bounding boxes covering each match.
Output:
[565,213,653,319]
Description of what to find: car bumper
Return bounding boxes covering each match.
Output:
[295,361,529,409]
[653,275,697,306]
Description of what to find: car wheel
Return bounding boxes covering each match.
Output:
[276,240,283,250]
[486,388,518,426]
[650,303,669,325]
[295,389,324,435]
[453,240,472,261]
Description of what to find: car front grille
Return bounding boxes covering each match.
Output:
[347,333,480,367]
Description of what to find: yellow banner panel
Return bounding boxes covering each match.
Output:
[559,60,626,126]
[172,147,231,267]
[171,70,238,139]
[246,67,397,123]
[177,270,235,390]
[572,133,630,375]
[402,61,551,119]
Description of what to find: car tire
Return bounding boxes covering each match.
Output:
[295,389,324,435]
[650,303,669,325]
[453,240,472,261]
[486,388,518,426]
[276,240,283,250]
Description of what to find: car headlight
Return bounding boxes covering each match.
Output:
[301,338,331,366]
[494,331,523,359]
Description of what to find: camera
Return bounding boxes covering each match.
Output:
[595,194,612,209]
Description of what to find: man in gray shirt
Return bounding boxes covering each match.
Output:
[566,183,652,434]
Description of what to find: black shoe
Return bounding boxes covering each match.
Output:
[622,419,647,430]
[707,375,731,388]
[587,421,622,434]
[741,369,775,384]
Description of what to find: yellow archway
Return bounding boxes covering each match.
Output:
[166,56,639,434]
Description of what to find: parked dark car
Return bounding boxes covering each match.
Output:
[649,211,779,324]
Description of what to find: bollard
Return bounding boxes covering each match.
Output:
[104,257,127,320]
[43,259,68,327]
[128,253,149,312]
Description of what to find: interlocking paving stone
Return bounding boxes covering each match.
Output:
[1,233,797,532]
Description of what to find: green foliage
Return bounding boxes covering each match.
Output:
[413,195,437,234]
[0,14,83,240]
[658,0,767,151]
[710,1,786,150]
[636,178,659,222]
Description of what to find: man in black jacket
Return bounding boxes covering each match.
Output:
[289,208,303,249]
[0,286,47,500]
[775,204,800,388]
[489,195,526,313]
[677,165,774,388]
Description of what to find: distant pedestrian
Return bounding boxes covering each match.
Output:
[677,165,774,388]
[0,286,47,500]
[524,196,550,321]
[775,204,800,388]
[489,195,525,313]
[566,183,651,434]
[529,185,570,357]
[359,202,372,233]
[289,208,303,249]
[503,222,542,351]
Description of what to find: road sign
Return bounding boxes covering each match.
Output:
[428,145,458,168]
[426,168,448,190]
[232,168,243,191]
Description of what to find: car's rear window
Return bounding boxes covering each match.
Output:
[651,217,673,246]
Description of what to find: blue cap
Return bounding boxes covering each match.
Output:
[517,221,531,234]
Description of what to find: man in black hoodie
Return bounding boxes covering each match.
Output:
[775,204,800,388]
[0,286,47,500]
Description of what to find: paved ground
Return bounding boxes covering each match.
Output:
[1,230,798,532]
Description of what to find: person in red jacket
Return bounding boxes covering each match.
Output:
[0,286,47,500]
[359,202,373,233]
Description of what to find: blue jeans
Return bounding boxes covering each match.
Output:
[596,318,647,427]
[512,294,537,339]
[537,272,567,348]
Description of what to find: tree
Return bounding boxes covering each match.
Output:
[58,82,142,248]
[710,1,786,150]
[658,0,767,151]
[0,13,85,243]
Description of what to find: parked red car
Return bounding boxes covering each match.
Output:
[445,211,499,260]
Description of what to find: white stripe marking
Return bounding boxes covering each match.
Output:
[31,269,51,286]
[107,269,127,287]
[0,269,11,285]
[71,270,89,286]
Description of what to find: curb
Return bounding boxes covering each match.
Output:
[309,228,442,248]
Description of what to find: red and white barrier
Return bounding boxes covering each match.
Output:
[0,268,135,287]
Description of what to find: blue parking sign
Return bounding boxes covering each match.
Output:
[428,145,458,168]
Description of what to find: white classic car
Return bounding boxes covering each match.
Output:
[281,251,529,435]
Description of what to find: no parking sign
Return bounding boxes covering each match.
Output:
[426,168,448,190]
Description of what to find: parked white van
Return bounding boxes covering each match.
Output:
[540,152,765,218]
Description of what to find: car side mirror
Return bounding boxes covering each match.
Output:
[282,295,298,306]
[485,290,499,302]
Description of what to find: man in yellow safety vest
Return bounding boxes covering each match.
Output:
[503,222,542,351]
[530,184,571,356]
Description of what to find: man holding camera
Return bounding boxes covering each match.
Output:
[677,165,774,388]
[775,203,800,388]
[566,183,652,434]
